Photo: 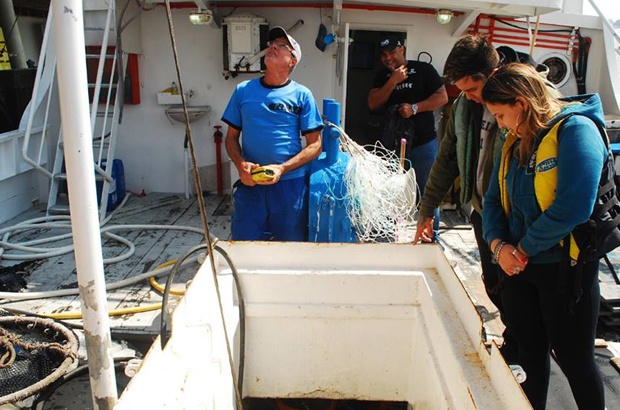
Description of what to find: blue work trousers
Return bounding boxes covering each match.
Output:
[232,177,308,241]
[409,138,440,236]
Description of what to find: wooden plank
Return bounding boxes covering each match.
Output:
[0,193,206,335]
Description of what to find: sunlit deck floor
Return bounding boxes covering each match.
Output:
[2,192,620,408]
[2,191,620,342]
[0,192,232,343]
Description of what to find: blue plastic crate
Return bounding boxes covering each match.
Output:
[96,159,126,212]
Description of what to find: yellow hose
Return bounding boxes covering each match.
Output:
[46,303,163,320]
[148,259,186,296]
[42,259,187,320]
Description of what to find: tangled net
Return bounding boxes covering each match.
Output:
[330,123,419,242]
[0,316,78,405]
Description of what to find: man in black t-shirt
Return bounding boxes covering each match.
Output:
[368,35,448,238]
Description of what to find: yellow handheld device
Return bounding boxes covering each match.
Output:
[251,166,275,182]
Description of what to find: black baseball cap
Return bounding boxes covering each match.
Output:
[378,35,403,52]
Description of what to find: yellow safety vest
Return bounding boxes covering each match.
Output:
[498,119,581,261]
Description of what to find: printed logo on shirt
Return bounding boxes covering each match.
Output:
[269,103,302,115]
[395,83,413,91]
[535,156,557,173]
[481,118,493,132]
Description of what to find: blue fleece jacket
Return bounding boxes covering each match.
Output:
[483,94,608,263]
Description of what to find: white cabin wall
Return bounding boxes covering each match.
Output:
[563,0,585,14]
[0,170,48,225]
[119,0,143,55]
[117,7,334,194]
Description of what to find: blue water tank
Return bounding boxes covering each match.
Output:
[308,99,356,243]
[96,159,126,212]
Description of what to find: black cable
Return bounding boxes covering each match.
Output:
[489,16,574,33]
[572,29,590,94]
[159,243,246,399]
[214,244,246,399]
[417,51,432,64]
[236,55,248,70]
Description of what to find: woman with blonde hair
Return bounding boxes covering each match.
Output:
[482,63,606,409]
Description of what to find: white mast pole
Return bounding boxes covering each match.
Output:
[588,0,620,43]
[51,1,117,408]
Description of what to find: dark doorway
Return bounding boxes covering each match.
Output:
[344,30,405,147]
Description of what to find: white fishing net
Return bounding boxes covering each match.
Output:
[330,123,419,242]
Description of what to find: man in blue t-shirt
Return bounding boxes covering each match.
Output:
[222,26,324,241]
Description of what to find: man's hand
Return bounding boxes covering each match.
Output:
[368,65,408,111]
[390,65,408,85]
[239,161,258,186]
[254,164,283,185]
[398,103,415,119]
[413,215,435,243]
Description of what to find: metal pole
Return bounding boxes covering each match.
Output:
[0,0,27,69]
[51,1,117,408]
[588,0,620,44]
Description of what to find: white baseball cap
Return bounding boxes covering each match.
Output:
[269,26,302,64]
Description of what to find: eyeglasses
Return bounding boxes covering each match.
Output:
[267,41,296,57]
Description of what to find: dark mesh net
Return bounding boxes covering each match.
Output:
[379,105,416,156]
[0,317,78,403]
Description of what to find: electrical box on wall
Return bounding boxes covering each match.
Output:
[222,14,269,75]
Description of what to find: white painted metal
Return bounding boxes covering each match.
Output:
[589,0,620,43]
[601,25,620,116]
[51,1,117,408]
[46,0,123,221]
[0,126,47,182]
[117,242,532,409]
[589,0,620,116]
[20,6,55,179]
[88,3,114,134]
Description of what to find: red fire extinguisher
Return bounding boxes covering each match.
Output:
[214,125,223,197]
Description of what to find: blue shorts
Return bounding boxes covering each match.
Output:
[232,177,308,241]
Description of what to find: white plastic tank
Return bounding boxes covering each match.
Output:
[117,242,532,409]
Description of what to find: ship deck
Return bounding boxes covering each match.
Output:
[1,192,620,408]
